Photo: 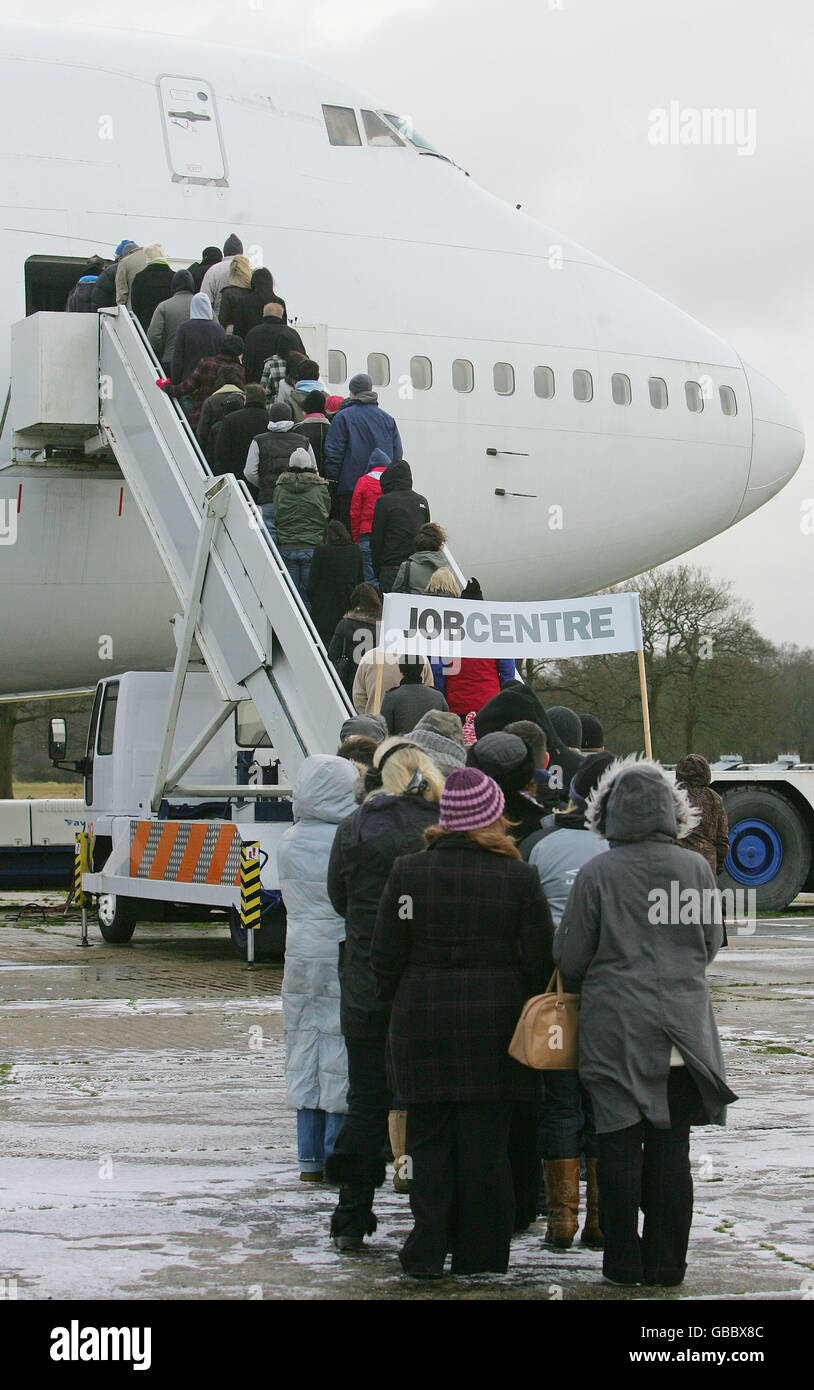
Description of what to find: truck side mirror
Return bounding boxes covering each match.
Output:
[49,716,67,763]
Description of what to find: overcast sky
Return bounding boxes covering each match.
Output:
[9,0,813,645]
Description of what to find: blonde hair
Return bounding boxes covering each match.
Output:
[229,254,253,288]
[425,815,520,858]
[368,737,444,804]
[424,567,461,598]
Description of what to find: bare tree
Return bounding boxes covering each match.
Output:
[775,645,814,761]
[0,695,92,798]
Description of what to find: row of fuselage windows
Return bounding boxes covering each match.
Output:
[326,351,739,416]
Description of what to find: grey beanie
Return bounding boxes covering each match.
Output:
[269,401,293,422]
[349,372,373,395]
[405,728,467,777]
[547,705,583,750]
[288,447,317,472]
[466,731,535,795]
[340,714,387,744]
[414,708,465,749]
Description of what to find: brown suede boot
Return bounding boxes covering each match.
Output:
[388,1109,410,1194]
[544,1159,580,1249]
[580,1158,603,1249]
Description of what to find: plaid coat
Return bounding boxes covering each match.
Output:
[371,836,554,1104]
[261,354,288,407]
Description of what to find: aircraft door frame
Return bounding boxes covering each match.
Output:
[156,74,229,187]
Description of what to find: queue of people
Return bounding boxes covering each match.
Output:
[65,236,736,1286]
[278,683,736,1283]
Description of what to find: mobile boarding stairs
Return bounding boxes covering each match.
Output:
[10,308,358,915]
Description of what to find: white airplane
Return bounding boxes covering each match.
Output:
[0,20,804,698]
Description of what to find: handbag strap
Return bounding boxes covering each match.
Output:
[545,969,564,1001]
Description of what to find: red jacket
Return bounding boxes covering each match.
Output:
[350,467,385,541]
[444,659,503,717]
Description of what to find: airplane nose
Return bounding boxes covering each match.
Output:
[735,361,805,520]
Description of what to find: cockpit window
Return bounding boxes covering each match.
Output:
[361,110,404,147]
[322,105,362,147]
[379,112,447,159]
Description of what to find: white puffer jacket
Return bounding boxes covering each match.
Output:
[278,755,360,1113]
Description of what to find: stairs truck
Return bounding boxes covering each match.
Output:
[11,307,354,957]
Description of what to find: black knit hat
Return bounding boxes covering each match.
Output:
[474,682,562,753]
[570,751,616,809]
[303,389,327,414]
[547,705,583,750]
[223,233,243,255]
[579,713,605,750]
[466,732,536,795]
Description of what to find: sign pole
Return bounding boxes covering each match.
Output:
[372,650,385,715]
[636,648,653,758]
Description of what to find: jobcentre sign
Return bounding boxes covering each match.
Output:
[379,592,643,661]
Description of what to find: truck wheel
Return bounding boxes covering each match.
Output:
[718,786,811,913]
[229,905,286,961]
[97,893,137,944]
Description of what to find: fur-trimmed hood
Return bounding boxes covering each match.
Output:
[585,754,700,844]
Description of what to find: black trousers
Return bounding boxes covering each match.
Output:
[508,1100,542,1231]
[402,1101,515,1276]
[335,493,353,532]
[378,565,399,593]
[326,1036,391,1238]
[598,1068,698,1285]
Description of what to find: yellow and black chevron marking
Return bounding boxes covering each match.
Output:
[73,831,91,908]
[239,842,261,931]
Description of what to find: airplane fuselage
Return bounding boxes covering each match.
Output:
[0,22,804,695]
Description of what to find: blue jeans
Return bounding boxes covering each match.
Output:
[279,547,314,603]
[297,1108,344,1173]
[358,533,376,585]
[261,501,276,543]
[539,1069,598,1160]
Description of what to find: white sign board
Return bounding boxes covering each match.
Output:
[380,592,643,660]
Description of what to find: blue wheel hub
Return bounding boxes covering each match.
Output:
[725,818,783,886]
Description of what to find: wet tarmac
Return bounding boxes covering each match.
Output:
[0,894,812,1301]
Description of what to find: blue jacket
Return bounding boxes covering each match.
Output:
[323,392,403,495]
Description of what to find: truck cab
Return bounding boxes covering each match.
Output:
[53,669,293,956]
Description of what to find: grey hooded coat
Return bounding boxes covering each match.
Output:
[554,757,737,1134]
[278,755,361,1113]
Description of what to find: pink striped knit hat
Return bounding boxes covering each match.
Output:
[438,768,505,832]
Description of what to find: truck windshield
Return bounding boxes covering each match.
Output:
[97,682,119,756]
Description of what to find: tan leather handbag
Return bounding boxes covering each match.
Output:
[508,971,580,1070]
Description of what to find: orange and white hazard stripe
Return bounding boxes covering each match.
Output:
[129,821,242,886]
